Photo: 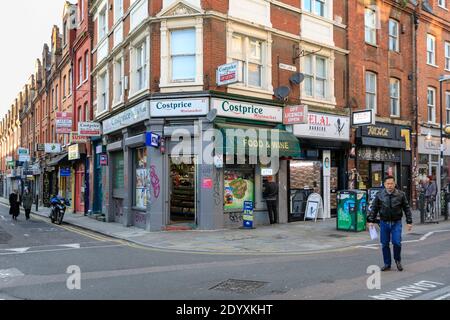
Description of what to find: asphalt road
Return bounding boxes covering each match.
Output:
[1,202,450,301]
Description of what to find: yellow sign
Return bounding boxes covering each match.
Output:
[401,129,411,151]
[368,126,390,137]
[68,144,80,161]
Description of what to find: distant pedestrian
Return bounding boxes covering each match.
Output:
[367,176,413,272]
[424,176,437,215]
[9,189,21,221]
[22,187,33,220]
[263,176,278,225]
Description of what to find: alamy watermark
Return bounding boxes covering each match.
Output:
[66,265,81,290]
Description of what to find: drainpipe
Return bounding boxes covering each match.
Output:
[412,8,419,209]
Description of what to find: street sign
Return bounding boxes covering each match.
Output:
[78,122,102,137]
[352,110,375,126]
[146,132,160,148]
[279,63,297,72]
[283,105,308,125]
[56,112,73,134]
[217,62,239,86]
[60,168,71,177]
[243,201,254,229]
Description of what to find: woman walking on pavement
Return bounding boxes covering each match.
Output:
[22,187,33,220]
[9,189,21,221]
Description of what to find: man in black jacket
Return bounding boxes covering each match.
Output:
[263,177,278,224]
[367,176,413,272]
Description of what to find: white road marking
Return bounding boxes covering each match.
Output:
[58,243,80,249]
[413,285,450,300]
[5,248,30,254]
[370,281,446,300]
[435,293,450,300]
[356,245,378,250]
[0,268,25,280]
[24,234,30,237]
[358,230,450,249]
[0,244,122,256]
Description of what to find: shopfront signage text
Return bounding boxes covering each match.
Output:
[212,99,283,123]
[60,168,71,177]
[283,105,308,125]
[217,62,239,86]
[103,101,150,134]
[56,112,73,134]
[18,148,30,162]
[150,99,209,117]
[78,122,102,137]
[68,144,80,161]
[352,110,375,126]
[293,112,350,141]
[357,147,401,162]
[279,63,297,72]
[367,126,390,138]
[70,132,89,144]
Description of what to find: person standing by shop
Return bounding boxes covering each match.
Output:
[9,189,21,221]
[263,176,278,225]
[424,176,437,217]
[367,176,413,272]
[22,187,33,221]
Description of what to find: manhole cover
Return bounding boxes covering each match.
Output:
[210,279,268,294]
[327,234,347,238]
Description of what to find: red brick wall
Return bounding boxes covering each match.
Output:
[203,18,227,91]
[271,4,300,35]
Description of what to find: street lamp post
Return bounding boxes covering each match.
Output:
[438,75,450,221]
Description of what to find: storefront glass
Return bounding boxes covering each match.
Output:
[112,152,124,190]
[135,148,149,209]
[170,157,196,222]
[224,167,255,212]
[371,163,383,188]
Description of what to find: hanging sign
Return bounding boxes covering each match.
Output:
[100,154,108,166]
[283,105,308,125]
[217,62,240,86]
[78,122,102,137]
[56,112,73,134]
[146,132,160,148]
[45,143,62,153]
[352,110,375,126]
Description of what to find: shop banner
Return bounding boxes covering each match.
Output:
[56,112,73,134]
[45,143,61,154]
[103,101,149,134]
[283,105,308,125]
[70,132,89,144]
[78,122,102,137]
[151,98,209,117]
[212,98,283,123]
[68,144,80,161]
[293,112,350,141]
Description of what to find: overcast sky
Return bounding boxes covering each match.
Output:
[0,0,68,119]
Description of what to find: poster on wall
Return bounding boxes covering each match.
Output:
[136,169,149,208]
[224,170,254,211]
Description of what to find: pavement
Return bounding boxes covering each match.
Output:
[1,197,448,255]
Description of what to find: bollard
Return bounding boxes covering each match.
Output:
[35,195,38,212]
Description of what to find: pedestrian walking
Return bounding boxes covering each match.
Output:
[22,187,33,220]
[367,176,413,272]
[263,176,278,224]
[424,176,437,217]
[9,189,21,221]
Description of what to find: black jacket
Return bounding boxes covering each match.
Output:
[368,189,412,224]
[263,182,278,201]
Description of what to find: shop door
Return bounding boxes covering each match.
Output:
[169,157,197,225]
[370,163,383,188]
[75,166,85,213]
[93,154,103,213]
[401,166,411,202]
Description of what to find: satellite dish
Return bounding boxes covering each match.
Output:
[422,0,433,13]
[206,108,217,122]
[274,86,291,101]
[289,73,305,85]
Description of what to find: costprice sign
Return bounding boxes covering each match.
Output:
[212,99,283,123]
[78,122,102,137]
[217,62,239,86]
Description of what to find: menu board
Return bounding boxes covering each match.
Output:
[224,169,254,211]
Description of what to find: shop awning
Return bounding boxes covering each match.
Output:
[218,125,301,158]
[47,152,68,167]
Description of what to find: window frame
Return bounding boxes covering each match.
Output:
[84,51,89,81]
[365,7,377,46]
[446,91,450,125]
[170,28,197,82]
[114,0,124,23]
[113,56,124,105]
[135,41,148,91]
[427,34,436,66]
[389,19,399,52]
[97,70,109,115]
[303,0,327,18]
[427,87,436,124]
[390,78,400,117]
[365,71,377,113]
[445,42,450,71]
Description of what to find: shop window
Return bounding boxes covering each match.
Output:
[134,148,149,209]
[224,167,255,212]
[112,152,124,190]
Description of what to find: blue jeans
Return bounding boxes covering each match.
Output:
[380,220,402,266]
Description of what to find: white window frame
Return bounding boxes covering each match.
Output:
[114,0,124,23]
[84,51,89,81]
[170,28,197,82]
[98,6,108,42]
[427,87,436,124]
[97,69,109,115]
[365,7,377,45]
[427,34,436,66]
[113,56,124,106]
[390,78,400,117]
[78,57,83,85]
[303,0,328,18]
[445,42,450,71]
[230,34,265,89]
[365,71,377,113]
[303,54,328,100]
[389,19,399,52]
[130,35,150,97]
[438,0,446,9]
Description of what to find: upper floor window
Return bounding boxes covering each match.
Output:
[445,42,450,71]
[136,41,148,90]
[68,69,72,95]
[79,0,84,21]
[389,19,399,52]
[231,34,264,88]
[78,57,83,85]
[303,0,326,17]
[365,8,377,45]
[63,75,67,98]
[427,34,436,65]
[114,0,124,23]
[113,57,124,104]
[55,85,58,109]
[84,102,90,122]
[304,54,327,99]
[365,71,377,112]
[446,91,450,125]
[99,7,107,40]
[438,0,446,9]
[97,70,108,114]
[390,78,400,117]
[84,51,89,81]
[170,29,196,82]
[63,21,68,46]
[427,87,436,123]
